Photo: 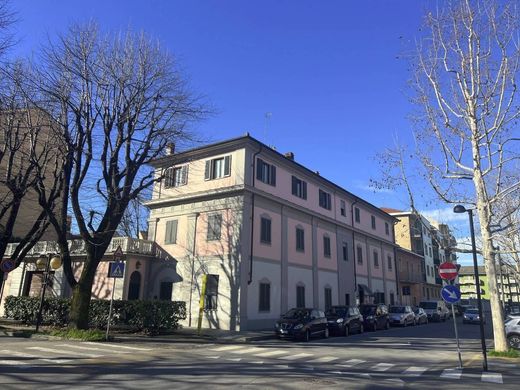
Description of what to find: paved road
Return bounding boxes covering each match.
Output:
[0,317,518,389]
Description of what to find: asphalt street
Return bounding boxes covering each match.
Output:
[0,317,518,389]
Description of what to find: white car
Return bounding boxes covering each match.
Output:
[505,317,520,350]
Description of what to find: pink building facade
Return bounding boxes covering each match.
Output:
[146,135,398,330]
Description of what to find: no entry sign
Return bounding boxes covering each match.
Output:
[439,262,458,281]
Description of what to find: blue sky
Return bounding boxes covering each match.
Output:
[9,0,475,261]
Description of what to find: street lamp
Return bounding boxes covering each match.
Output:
[453,205,488,371]
[35,253,62,332]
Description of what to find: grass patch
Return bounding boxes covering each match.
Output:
[488,349,520,358]
[50,328,107,341]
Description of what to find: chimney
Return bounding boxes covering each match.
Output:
[284,152,295,160]
[166,142,175,155]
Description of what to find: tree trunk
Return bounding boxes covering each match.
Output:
[69,280,93,330]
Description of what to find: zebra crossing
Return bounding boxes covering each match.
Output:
[0,342,153,368]
[205,344,508,384]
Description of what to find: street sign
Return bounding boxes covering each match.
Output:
[441,285,461,304]
[439,262,458,281]
[0,259,16,273]
[108,262,125,278]
[113,245,124,261]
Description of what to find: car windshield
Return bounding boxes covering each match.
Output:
[420,302,437,309]
[360,306,376,315]
[466,309,479,314]
[389,306,406,313]
[326,307,347,317]
[282,309,309,319]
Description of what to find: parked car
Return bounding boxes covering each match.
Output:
[419,300,449,322]
[463,308,486,324]
[388,305,416,326]
[275,308,328,341]
[505,317,520,350]
[360,304,389,331]
[413,307,428,325]
[325,306,364,336]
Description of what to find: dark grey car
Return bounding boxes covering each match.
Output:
[413,307,428,325]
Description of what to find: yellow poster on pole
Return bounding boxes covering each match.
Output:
[197,274,207,334]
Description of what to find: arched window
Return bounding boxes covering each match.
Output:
[128,271,141,300]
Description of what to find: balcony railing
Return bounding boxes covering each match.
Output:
[4,237,168,259]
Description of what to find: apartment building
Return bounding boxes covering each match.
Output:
[146,135,398,330]
[459,265,520,304]
[396,247,424,306]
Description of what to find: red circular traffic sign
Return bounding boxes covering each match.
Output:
[439,262,458,280]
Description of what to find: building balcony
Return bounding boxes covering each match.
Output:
[4,237,169,260]
[398,272,423,284]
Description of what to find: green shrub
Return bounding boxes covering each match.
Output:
[4,295,186,334]
[488,349,520,358]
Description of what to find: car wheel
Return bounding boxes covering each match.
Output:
[403,320,407,327]
[359,323,364,334]
[386,321,390,330]
[413,319,417,326]
[304,330,310,342]
[344,325,349,337]
[324,328,329,339]
[507,334,520,350]
[373,322,378,332]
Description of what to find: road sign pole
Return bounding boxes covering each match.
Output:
[451,304,463,368]
[106,277,117,341]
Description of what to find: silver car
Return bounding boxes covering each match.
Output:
[413,307,428,325]
[389,305,415,326]
[463,308,485,324]
[505,317,520,350]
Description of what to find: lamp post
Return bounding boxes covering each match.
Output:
[35,253,62,333]
[453,205,488,371]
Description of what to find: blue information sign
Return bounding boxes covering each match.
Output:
[108,262,125,278]
[441,285,461,304]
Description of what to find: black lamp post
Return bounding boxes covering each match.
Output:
[35,254,62,333]
[453,205,488,371]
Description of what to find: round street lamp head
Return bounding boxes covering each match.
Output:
[50,255,62,270]
[36,257,47,270]
[453,205,467,214]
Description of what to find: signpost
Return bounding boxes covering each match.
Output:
[106,246,125,341]
[440,265,462,369]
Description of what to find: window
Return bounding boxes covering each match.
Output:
[207,214,222,241]
[164,165,188,188]
[296,285,305,307]
[259,282,270,312]
[296,227,305,252]
[260,217,271,244]
[373,251,379,268]
[342,243,348,261]
[371,215,376,230]
[323,235,331,258]
[159,282,173,300]
[390,293,395,305]
[204,274,219,310]
[319,189,332,210]
[324,287,332,311]
[292,176,307,199]
[355,207,360,223]
[345,293,350,306]
[204,155,232,180]
[257,158,276,186]
[340,200,346,217]
[165,220,178,244]
[388,255,392,270]
[356,245,363,265]
[385,222,389,235]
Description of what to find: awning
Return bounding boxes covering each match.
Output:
[358,284,373,296]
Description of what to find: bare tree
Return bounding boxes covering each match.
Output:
[33,23,207,329]
[117,196,149,239]
[407,0,520,351]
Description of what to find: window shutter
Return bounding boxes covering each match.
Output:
[292,176,297,194]
[271,165,276,186]
[256,158,263,180]
[302,181,307,199]
[182,165,188,185]
[204,160,211,180]
[224,155,231,176]
[165,221,172,244]
[171,220,178,244]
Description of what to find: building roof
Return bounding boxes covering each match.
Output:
[150,134,397,221]
[380,207,404,214]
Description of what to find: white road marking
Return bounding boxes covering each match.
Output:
[253,350,287,357]
[402,366,428,376]
[336,359,366,367]
[225,358,242,362]
[250,361,264,364]
[302,366,315,371]
[307,356,338,363]
[232,347,266,355]
[0,350,72,364]
[273,364,289,369]
[372,363,394,372]
[279,353,313,361]
[207,356,220,359]
[210,345,244,352]
[56,344,130,354]
[84,342,152,351]
[440,368,462,379]
[0,360,29,366]
[481,372,503,384]
[27,347,101,358]
[327,371,343,375]
[385,378,405,387]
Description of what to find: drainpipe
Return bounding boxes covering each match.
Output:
[248,145,263,285]
[351,198,359,304]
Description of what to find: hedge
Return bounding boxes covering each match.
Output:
[3,296,186,335]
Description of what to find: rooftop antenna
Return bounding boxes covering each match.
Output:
[264,112,272,144]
